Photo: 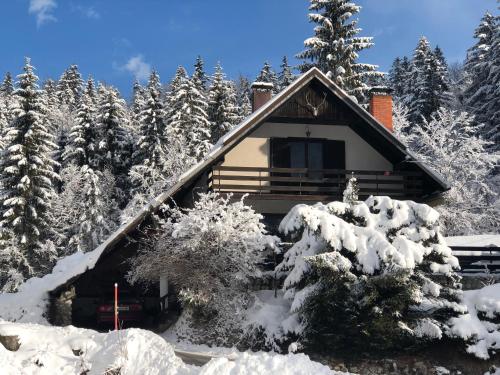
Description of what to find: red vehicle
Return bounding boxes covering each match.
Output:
[96,292,145,327]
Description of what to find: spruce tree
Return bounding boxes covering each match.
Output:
[192,55,208,92]
[63,78,98,167]
[235,75,252,119]
[94,84,131,182]
[56,64,83,110]
[389,57,409,99]
[169,68,212,159]
[0,72,14,97]
[464,12,500,148]
[406,37,452,123]
[256,62,279,93]
[70,166,118,253]
[130,80,146,140]
[278,56,295,90]
[132,71,169,177]
[0,58,59,277]
[297,0,382,101]
[208,63,240,143]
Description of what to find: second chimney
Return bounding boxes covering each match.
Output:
[369,87,393,132]
[251,82,274,112]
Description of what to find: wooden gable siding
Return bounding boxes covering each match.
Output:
[268,79,358,125]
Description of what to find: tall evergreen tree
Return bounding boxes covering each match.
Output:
[56,64,83,110]
[297,0,382,100]
[389,57,410,99]
[405,37,452,123]
[0,72,14,97]
[464,12,500,148]
[256,62,279,93]
[235,75,252,119]
[464,12,496,75]
[0,58,59,277]
[63,78,98,167]
[208,64,240,143]
[169,68,212,159]
[94,84,130,179]
[278,56,295,90]
[132,71,169,175]
[192,55,208,92]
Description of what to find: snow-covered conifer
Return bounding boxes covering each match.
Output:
[168,69,212,159]
[256,62,279,93]
[235,75,252,119]
[0,72,14,97]
[342,173,359,204]
[56,64,83,110]
[0,58,59,277]
[131,71,170,181]
[208,63,240,143]
[297,0,382,101]
[278,56,295,90]
[94,84,130,175]
[63,78,98,167]
[276,197,464,353]
[192,55,208,92]
[50,164,118,255]
[406,37,452,122]
[389,57,411,100]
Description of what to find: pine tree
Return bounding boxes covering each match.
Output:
[0,58,59,277]
[56,65,83,110]
[256,62,279,93]
[63,78,98,167]
[192,55,208,92]
[278,56,295,90]
[297,0,382,100]
[208,63,240,143]
[0,72,14,97]
[168,68,212,159]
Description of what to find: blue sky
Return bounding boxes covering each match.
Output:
[1,0,496,98]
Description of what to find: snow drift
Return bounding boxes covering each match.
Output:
[0,322,349,375]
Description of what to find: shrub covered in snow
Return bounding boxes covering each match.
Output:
[128,192,279,345]
[276,196,465,353]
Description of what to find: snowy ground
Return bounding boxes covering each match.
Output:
[0,322,351,375]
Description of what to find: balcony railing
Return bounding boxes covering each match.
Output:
[209,166,423,201]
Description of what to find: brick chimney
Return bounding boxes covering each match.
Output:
[251,82,274,112]
[369,87,393,132]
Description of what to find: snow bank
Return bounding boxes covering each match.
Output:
[0,322,351,375]
[449,283,500,359]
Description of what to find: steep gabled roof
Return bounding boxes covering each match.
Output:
[49,67,449,293]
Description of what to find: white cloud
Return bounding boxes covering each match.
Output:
[29,0,57,27]
[122,55,151,82]
[72,4,100,19]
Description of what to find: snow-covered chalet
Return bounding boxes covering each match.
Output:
[48,67,449,327]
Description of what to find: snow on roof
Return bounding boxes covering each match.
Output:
[446,235,500,248]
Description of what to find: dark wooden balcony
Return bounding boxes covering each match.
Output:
[209,166,424,202]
